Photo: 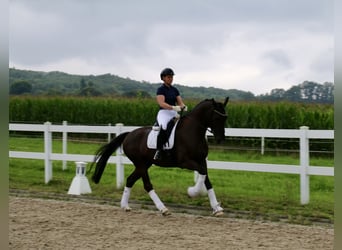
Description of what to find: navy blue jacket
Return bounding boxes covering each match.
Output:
[156,84,180,108]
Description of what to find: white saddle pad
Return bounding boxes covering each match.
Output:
[147,120,179,149]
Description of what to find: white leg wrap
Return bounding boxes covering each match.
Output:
[120,187,131,210]
[208,188,224,215]
[187,174,207,197]
[148,190,166,211]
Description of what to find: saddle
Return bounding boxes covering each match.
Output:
[147,118,179,149]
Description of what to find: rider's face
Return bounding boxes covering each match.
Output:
[163,75,173,85]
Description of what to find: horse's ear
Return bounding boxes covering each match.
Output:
[223,97,229,107]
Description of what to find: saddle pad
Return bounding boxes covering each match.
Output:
[147,120,179,149]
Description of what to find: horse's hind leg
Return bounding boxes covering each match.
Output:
[141,168,171,216]
[121,187,132,211]
[120,168,141,211]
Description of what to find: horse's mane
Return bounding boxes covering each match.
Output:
[181,99,215,118]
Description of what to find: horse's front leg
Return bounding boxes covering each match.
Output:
[183,159,208,197]
[141,168,171,216]
[187,173,224,216]
[187,171,207,197]
[204,175,224,216]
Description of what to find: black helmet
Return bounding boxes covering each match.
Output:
[160,68,175,80]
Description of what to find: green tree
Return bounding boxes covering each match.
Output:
[78,87,102,96]
[10,80,32,95]
[80,78,86,90]
[123,90,151,98]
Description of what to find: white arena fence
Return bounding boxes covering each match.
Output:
[9,121,334,205]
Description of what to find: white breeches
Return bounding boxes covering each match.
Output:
[157,109,178,130]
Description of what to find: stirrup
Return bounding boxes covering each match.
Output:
[153,150,162,160]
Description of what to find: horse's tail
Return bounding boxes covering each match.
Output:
[91,132,129,184]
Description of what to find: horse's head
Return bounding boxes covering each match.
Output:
[186,97,229,143]
[208,97,229,143]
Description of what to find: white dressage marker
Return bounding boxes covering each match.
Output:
[68,161,92,195]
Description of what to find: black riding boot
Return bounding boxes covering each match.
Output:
[153,129,167,160]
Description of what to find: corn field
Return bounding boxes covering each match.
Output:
[9,96,333,129]
[9,96,334,155]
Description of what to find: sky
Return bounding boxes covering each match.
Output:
[9,0,334,95]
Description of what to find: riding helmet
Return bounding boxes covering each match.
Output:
[160,68,175,80]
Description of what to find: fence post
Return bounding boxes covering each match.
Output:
[62,121,68,170]
[299,126,310,204]
[261,137,265,155]
[44,121,53,184]
[115,123,124,189]
[108,123,112,142]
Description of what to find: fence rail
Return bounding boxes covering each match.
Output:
[9,121,334,205]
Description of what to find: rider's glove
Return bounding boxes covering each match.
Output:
[172,106,182,112]
[181,105,188,111]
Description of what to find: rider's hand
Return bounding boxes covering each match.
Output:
[181,105,188,111]
[172,106,182,112]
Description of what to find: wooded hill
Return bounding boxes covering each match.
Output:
[9,68,334,103]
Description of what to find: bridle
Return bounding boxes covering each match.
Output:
[180,105,227,134]
[214,109,228,117]
[207,108,227,134]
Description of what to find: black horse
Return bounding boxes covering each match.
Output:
[91,97,229,216]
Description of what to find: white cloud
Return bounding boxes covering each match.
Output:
[9,0,334,95]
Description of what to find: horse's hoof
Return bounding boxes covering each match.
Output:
[161,208,171,216]
[212,205,224,217]
[122,206,131,212]
[213,210,224,217]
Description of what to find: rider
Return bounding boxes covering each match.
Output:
[153,68,187,160]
